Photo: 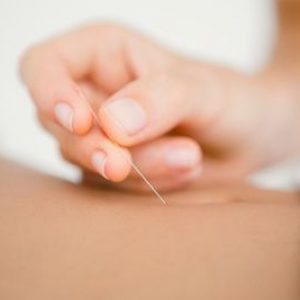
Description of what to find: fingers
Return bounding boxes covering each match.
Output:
[81,136,202,191]
[20,44,94,135]
[19,23,134,135]
[119,136,202,191]
[20,22,208,191]
[98,73,193,146]
[47,121,132,182]
[129,136,202,178]
[50,114,202,187]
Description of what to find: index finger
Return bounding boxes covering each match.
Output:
[19,23,132,134]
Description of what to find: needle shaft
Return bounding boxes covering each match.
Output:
[85,102,167,205]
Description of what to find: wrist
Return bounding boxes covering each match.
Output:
[251,68,300,161]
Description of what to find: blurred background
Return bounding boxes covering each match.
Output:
[0,0,298,188]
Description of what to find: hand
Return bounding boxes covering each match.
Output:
[20,23,289,192]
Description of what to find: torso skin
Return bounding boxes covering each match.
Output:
[0,158,299,300]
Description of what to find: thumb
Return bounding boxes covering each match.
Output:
[98,74,193,146]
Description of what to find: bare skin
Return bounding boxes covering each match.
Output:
[0,158,299,299]
[19,1,300,192]
[3,2,299,298]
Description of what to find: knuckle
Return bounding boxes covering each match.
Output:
[98,21,124,33]
[35,111,49,129]
[19,42,53,77]
[82,21,129,39]
[28,88,49,113]
[19,46,34,66]
[59,144,72,162]
[101,22,127,35]
[18,47,36,80]
[19,46,52,106]
[19,45,42,73]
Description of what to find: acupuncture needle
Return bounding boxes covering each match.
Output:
[85,101,167,205]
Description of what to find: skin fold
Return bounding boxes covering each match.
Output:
[0,158,299,299]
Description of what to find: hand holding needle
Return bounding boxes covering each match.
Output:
[85,100,167,205]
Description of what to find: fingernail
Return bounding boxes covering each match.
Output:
[103,98,147,135]
[91,151,108,180]
[165,147,200,170]
[54,103,74,132]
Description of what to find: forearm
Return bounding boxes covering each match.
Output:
[272,0,300,73]
[0,159,299,299]
[258,0,300,159]
[196,0,300,162]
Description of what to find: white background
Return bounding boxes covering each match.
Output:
[1,0,297,188]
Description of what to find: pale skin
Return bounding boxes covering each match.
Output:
[19,0,300,192]
[0,158,299,299]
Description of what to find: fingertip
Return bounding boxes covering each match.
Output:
[164,138,202,171]
[105,148,132,182]
[72,86,94,135]
[73,108,93,135]
[54,101,93,135]
[50,80,94,134]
